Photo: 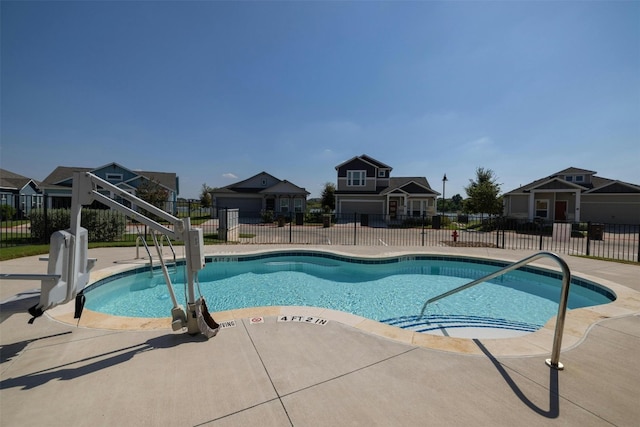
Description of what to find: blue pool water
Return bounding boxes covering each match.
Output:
[84,252,615,335]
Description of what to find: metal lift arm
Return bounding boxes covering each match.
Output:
[72,172,205,334]
[0,172,207,335]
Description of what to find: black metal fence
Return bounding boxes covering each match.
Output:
[208,211,639,262]
[2,198,638,262]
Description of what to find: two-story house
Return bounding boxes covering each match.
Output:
[334,155,438,220]
[502,167,640,224]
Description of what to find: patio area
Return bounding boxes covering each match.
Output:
[1,246,639,426]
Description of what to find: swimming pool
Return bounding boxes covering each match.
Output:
[84,251,615,337]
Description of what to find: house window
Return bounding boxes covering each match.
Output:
[261,179,267,186]
[535,200,549,218]
[378,170,385,178]
[347,170,366,186]
[575,175,584,182]
[280,198,289,213]
[565,176,573,182]
[106,173,123,181]
[294,198,303,213]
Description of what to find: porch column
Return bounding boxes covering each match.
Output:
[574,191,581,222]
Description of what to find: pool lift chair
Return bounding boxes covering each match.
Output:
[0,171,219,338]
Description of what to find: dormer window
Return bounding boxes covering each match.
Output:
[575,175,584,182]
[378,170,385,178]
[347,170,366,186]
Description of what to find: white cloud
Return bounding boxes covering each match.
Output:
[464,136,494,151]
[222,173,238,179]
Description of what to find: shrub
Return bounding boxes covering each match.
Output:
[305,212,323,223]
[1,204,16,221]
[401,217,425,228]
[261,210,274,223]
[29,209,69,241]
[81,209,127,241]
[29,209,126,242]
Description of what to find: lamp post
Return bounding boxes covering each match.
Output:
[441,174,448,218]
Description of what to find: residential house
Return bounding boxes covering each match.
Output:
[210,172,309,218]
[334,155,438,219]
[41,162,180,213]
[503,167,640,224]
[0,169,43,218]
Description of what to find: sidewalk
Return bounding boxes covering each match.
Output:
[1,246,639,426]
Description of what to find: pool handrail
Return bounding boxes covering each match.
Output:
[135,235,154,274]
[135,233,177,275]
[419,251,571,370]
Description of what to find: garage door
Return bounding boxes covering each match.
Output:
[216,197,262,217]
[340,201,384,215]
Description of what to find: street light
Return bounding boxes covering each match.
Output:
[441,174,448,218]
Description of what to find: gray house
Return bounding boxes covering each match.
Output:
[334,155,438,219]
[210,172,309,218]
[503,167,640,224]
[41,162,180,212]
[0,169,43,218]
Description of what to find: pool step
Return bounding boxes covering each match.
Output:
[381,314,541,334]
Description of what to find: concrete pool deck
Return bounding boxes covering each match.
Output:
[1,245,639,426]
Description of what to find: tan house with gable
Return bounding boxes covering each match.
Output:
[503,167,640,224]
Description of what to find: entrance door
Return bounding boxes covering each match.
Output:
[555,201,567,221]
[389,200,397,219]
[265,198,275,211]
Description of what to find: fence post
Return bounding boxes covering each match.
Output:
[289,214,292,243]
[496,217,500,248]
[539,222,544,250]
[636,224,639,262]
[43,194,49,243]
[586,221,591,256]
[354,212,357,246]
[422,212,425,246]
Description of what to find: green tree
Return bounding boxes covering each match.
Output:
[450,194,463,212]
[136,178,169,211]
[200,183,214,208]
[438,193,464,213]
[320,182,336,212]
[464,167,502,219]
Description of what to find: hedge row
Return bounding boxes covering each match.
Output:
[29,209,126,242]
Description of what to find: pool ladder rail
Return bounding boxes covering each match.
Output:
[136,232,178,276]
[420,251,571,370]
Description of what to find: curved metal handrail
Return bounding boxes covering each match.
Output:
[159,234,177,272]
[419,251,571,370]
[135,235,154,275]
[136,233,177,276]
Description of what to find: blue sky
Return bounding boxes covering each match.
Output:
[2,1,638,199]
